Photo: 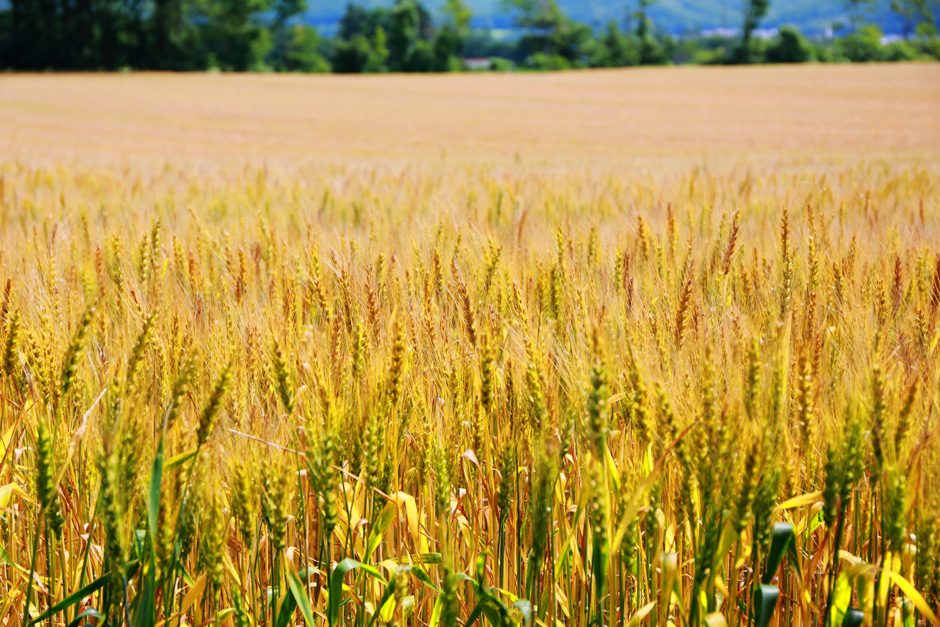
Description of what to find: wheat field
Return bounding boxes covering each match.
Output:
[0,66,938,627]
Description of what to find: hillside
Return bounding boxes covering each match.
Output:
[306,0,901,34]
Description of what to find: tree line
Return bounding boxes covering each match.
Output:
[0,0,938,72]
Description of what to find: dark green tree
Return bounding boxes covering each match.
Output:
[430,0,472,69]
[333,34,373,72]
[765,25,814,62]
[837,22,884,59]
[60,0,99,68]
[505,0,596,67]
[592,19,638,66]
[149,0,195,70]
[9,0,60,69]
[267,0,312,70]
[739,0,771,62]
[844,0,877,32]
[338,3,388,40]
[279,24,331,72]
[891,0,938,37]
[387,0,420,70]
[196,0,276,71]
[634,0,666,65]
[366,25,390,71]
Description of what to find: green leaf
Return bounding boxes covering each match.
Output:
[364,501,398,563]
[461,556,511,627]
[29,573,110,625]
[900,599,915,627]
[842,608,864,627]
[364,565,437,627]
[276,588,298,627]
[402,552,442,565]
[147,436,165,556]
[328,558,387,627]
[625,601,657,627]
[883,568,940,625]
[406,565,440,592]
[166,447,197,469]
[480,603,506,627]
[828,572,852,627]
[429,595,442,627]
[133,563,156,627]
[753,584,779,627]
[464,599,487,627]
[0,541,26,573]
[286,568,316,626]
[763,523,794,584]
[364,562,441,627]
[365,579,399,627]
[134,434,164,627]
[704,612,728,627]
[786,535,804,580]
[512,599,533,627]
[592,512,609,603]
[66,608,104,627]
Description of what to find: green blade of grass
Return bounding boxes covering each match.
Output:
[286,567,316,627]
[29,573,109,625]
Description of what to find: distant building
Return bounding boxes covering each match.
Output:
[701,27,739,38]
[463,58,493,71]
[699,27,778,40]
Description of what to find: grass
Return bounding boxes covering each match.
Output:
[0,67,938,626]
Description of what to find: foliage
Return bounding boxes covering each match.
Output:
[837,23,888,59]
[0,0,936,73]
[590,21,640,67]
[738,0,772,62]
[280,24,332,72]
[766,26,816,62]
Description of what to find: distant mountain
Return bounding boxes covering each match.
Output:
[305,0,903,34]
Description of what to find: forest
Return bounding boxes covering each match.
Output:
[1,0,939,72]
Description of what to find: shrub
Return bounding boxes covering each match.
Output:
[524,52,571,71]
[766,26,815,63]
[881,40,920,61]
[836,24,885,62]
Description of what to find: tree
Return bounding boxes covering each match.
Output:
[765,25,814,62]
[633,0,667,65]
[268,0,310,70]
[844,0,877,32]
[149,0,195,70]
[193,0,280,71]
[387,0,420,70]
[333,34,373,72]
[366,26,390,71]
[281,24,331,72]
[891,0,938,38]
[504,0,595,67]
[8,0,59,69]
[61,0,99,68]
[739,0,771,63]
[634,0,666,65]
[503,0,566,32]
[634,0,655,38]
[837,22,884,59]
[339,3,388,40]
[443,0,472,39]
[435,0,472,65]
[591,20,639,67]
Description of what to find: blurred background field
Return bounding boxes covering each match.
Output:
[2,64,938,168]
